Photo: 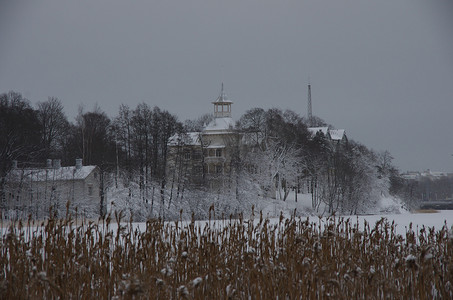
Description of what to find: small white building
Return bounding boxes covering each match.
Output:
[2,159,103,219]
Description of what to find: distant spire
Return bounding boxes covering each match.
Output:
[213,82,232,104]
[307,83,313,126]
[217,82,228,102]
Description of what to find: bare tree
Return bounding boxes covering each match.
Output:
[113,104,134,187]
[0,91,42,211]
[184,113,214,132]
[70,106,116,216]
[237,108,267,148]
[36,97,69,158]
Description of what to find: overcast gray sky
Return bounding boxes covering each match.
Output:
[1,0,452,172]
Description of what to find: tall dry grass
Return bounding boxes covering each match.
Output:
[1,209,452,299]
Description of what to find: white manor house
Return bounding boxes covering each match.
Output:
[166,84,347,194]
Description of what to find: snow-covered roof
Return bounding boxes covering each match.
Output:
[329,129,346,141]
[308,127,329,137]
[401,170,453,180]
[9,166,97,182]
[204,117,235,133]
[421,170,450,178]
[168,132,202,146]
[401,173,419,180]
[307,127,346,141]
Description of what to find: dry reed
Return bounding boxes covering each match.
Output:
[1,210,452,299]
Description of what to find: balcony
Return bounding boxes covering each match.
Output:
[204,147,226,163]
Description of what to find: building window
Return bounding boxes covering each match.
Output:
[184,151,191,160]
[94,172,98,179]
[247,164,257,174]
[88,185,93,196]
[216,149,222,157]
[28,188,34,202]
[194,166,203,174]
[216,165,223,174]
[192,152,201,160]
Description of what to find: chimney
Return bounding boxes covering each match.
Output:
[75,158,83,170]
[53,159,61,169]
[47,159,52,168]
[11,160,18,169]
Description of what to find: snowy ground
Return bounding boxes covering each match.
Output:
[177,209,452,238]
[345,210,452,235]
[105,209,453,243]
[2,209,452,241]
[257,192,408,219]
[2,190,451,237]
[242,193,451,236]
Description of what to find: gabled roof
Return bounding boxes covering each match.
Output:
[329,129,346,141]
[8,166,97,182]
[168,132,202,146]
[204,117,235,133]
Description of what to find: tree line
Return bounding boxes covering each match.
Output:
[1,90,409,219]
[1,91,183,212]
[234,107,402,214]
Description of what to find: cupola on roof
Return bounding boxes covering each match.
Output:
[212,83,233,118]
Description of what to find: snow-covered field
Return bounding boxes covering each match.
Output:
[256,192,409,218]
[2,209,452,242]
[107,209,453,241]
[3,192,451,237]
[270,194,451,236]
[207,192,452,237]
[343,210,452,235]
